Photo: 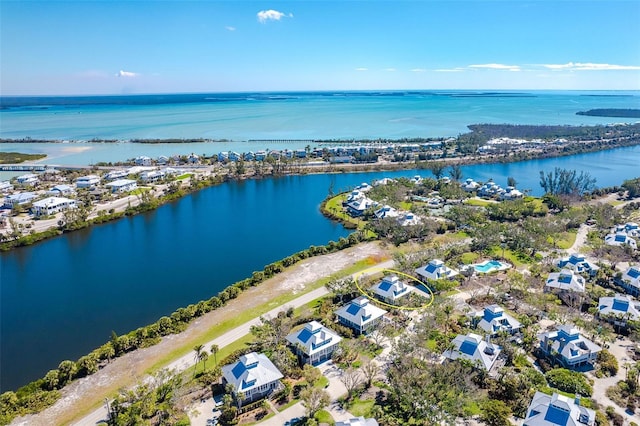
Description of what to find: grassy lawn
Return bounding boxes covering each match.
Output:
[399,201,412,210]
[0,152,47,163]
[553,229,578,250]
[315,409,334,424]
[348,397,375,417]
[460,252,480,264]
[464,198,493,207]
[175,173,194,180]
[128,187,151,196]
[488,246,530,267]
[324,194,368,229]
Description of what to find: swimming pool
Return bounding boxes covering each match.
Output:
[473,260,510,273]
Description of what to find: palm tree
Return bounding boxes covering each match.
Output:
[199,351,209,373]
[193,344,204,376]
[210,344,219,366]
[449,164,463,181]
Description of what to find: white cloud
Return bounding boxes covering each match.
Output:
[355,68,368,71]
[385,68,396,72]
[469,63,521,72]
[225,26,236,31]
[542,62,640,71]
[257,10,293,23]
[116,70,139,78]
[410,68,427,73]
[434,68,465,73]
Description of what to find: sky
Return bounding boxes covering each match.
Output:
[1,0,639,95]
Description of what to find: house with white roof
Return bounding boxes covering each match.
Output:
[616,265,640,297]
[335,297,387,335]
[556,254,599,277]
[471,305,521,336]
[15,174,38,186]
[157,155,169,165]
[3,192,36,208]
[0,181,14,193]
[335,418,379,426]
[32,197,77,217]
[524,391,595,426]
[461,178,480,192]
[415,259,459,282]
[373,178,395,186]
[47,184,74,197]
[75,175,101,189]
[221,352,283,406]
[605,232,637,250]
[374,205,399,219]
[477,180,504,198]
[442,333,502,371]
[545,269,586,294]
[612,222,640,238]
[105,179,137,193]
[499,186,524,200]
[355,182,372,192]
[140,170,166,183]
[397,212,421,227]
[134,156,152,166]
[538,324,601,369]
[286,321,342,365]
[597,294,640,328]
[369,275,411,305]
[345,197,376,217]
[104,170,129,181]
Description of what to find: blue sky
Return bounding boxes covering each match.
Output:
[1,0,639,95]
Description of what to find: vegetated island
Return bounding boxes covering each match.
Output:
[576,109,640,118]
[0,152,46,164]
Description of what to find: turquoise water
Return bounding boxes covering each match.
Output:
[473,260,506,273]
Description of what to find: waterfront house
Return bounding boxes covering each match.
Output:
[217,152,229,162]
[345,190,365,204]
[32,196,77,217]
[545,269,586,294]
[499,186,524,200]
[286,321,342,365]
[0,181,14,193]
[47,184,74,196]
[538,324,600,369]
[255,151,267,161]
[221,352,283,406]
[330,155,353,164]
[157,155,169,165]
[374,205,399,219]
[335,418,379,426]
[415,259,459,281]
[556,254,599,277]
[461,178,480,192]
[369,275,411,305]
[442,333,502,371]
[15,173,38,186]
[524,391,595,426]
[135,156,152,166]
[616,265,640,296]
[604,232,637,250]
[373,177,395,186]
[477,180,504,198]
[76,175,101,189]
[104,170,129,181]
[140,170,166,183]
[3,192,36,209]
[355,182,372,192]
[345,197,376,217]
[188,153,200,163]
[471,305,522,336]
[335,297,387,335]
[597,294,640,328]
[105,179,137,193]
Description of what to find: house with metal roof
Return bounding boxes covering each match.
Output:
[105,179,137,193]
[335,297,387,335]
[369,275,411,305]
[545,269,586,294]
[76,175,101,189]
[604,232,637,250]
[345,197,376,217]
[616,265,640,297]
[286,321,342,365]
[221,352,283,406]
[556,254,599,276]
[415,259,459,282]
[15,173,38,186]
[538,325,601,369]
[48,184,74,196]
[32,197,77,217]
[471,305,521,336]
[612,222,640,238]
[3,192,36,208]
[0,181,14,193]
[597,294,640,328]
[374,205,399,220]
[442,332,502,371]
[524,391,595,426]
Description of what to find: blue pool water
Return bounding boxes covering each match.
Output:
[474,260,506,273]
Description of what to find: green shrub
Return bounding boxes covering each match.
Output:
[545,368,593,396]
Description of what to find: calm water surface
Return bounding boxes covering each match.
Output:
[2,145,640,390]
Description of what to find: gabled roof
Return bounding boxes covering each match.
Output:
[598,295,640,321]
[443,333,501,371]
[545,269,585,293]
[524,391,595,426]
[221,352,283,394]
[370,275,410,301]
[286,321,342,356]
[415,259,459,280]
[475,304,522,335]
[539,325,601,362]
[335,297,387,327]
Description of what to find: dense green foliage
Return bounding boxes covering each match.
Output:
[545,368,593,396]
[0,152,47,164]
[577,109,640,118]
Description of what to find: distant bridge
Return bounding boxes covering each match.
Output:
[0,164,48,171]
[247,139,317,144]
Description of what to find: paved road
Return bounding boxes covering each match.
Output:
[72,260,395,426]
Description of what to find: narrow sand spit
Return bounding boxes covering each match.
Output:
[13,242,388,426]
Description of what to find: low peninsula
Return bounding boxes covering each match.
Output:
[576,108,640,118]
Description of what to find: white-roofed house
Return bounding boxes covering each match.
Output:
[471,305,522,336]
[523,391,595,426]
[104,170,129,181]
[15,173,38,186]
[335,417,379,426]
[545,269,586,294]
[345,197,376,217]
[461,178,480,192]
[477,180,504,198]
[48,184,74,196]
[374,205,399,219]
[135,156,152,166]
[499,186,524,200]
[604,232,637,250]
[105,179,137,193]
[597,294,640,329]
[3,192,36,209]
[335,297,387,335]
[286,321,342,365]
[616,265,640,297]
[32,197,77,217]
[415,259,459,282]
[556,254,599,277]
[442,332,502,371]
[140,170,166,183]
[0,181,14,193]
[369,275,411,305]
[538,324,601,370]
[397,212,421,227]
[75,175,101,189]
[612,222,640,238]
[220,352,284,406]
